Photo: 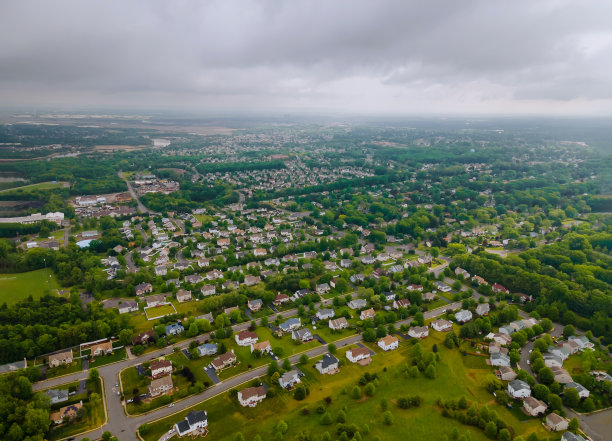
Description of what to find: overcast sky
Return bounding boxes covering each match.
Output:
[1,0,611,115]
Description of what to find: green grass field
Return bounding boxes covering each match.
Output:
[89,348,126,368]
[0,269,58,305]
[45,358,82,379]
[140,331,558,441]
[144,304,177,320]
[0,181,68,194]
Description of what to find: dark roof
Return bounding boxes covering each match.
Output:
[186,410,207,425]
[320,353,339,369]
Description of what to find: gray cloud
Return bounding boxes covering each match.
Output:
[1,0,611,114]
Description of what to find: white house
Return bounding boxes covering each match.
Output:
[235,330,258,346]
[455,310,473,323]
[279,370,301,389]
[316,308,335,320]
[546,413,568,432]
[476,303,490,316]
[408,326,429,339]
[174,410,207,437]
[346,346,371,363]
[431,319,453,332]
[490,352,511,367]
[543,354,564,368]
[568,335,594,351]
[315,353,339,374]
[329,317,349,330]
[564,382,590,399]
[377,335,399,351]
[238,386,266,407]
[507,379,531,399]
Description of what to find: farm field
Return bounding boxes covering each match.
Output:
[139,331,558,441]
[0,269,58,305]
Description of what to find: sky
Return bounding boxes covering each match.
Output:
[1,0,612,116]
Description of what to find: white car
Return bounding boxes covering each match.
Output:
[168,403,174,408]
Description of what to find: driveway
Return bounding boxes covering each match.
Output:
[203,367,221,384]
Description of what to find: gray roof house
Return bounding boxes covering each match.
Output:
[197,343,218,357]
[348,299,367,310]
[165,322,184,336]
[490,352,511,367]
[316,308,335,320]
[174,410,208,438]
[455,309,473,323]
[46,389,69,404]
[279,317,301,333]
[279,370,301,389]
[315,353,339,374]
[292,328,313,342]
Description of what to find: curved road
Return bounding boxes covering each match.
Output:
[118,171,157,215]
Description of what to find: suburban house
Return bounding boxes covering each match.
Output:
[455,267,470,278]
[546,413,568,432]
[197,343,218,357]
[118,301,138,314]
[49,350,73,368]
[279,370,301,389]
[315,353,339,374]
[185,274,204,284]
[489,333,512,346]
[360,308,376,320]
[406,284,423,291]
[329,317,349,330]
[235,330,259,346]
[434,281,452,292]
[496,366,517,381]
[408,326,429,339]
[273,293,290,305]
[165,322,185,336]
[422,292,436,302]
[251,340,272,354]
[562,340,581,355]
[476,303,490,316]
[564,382,590,398]
[149,375,174,397]
[135,282,153,296]
[90,341,113,357]
[238,386,267,407]
[431,319,453,332]
[548,346,570,360]
[507,379,531,399]
[561,433,586,441]
[248,298,263,311]
[132,330,154,346]
[46,389,69,404]
[489,341,503,354]
[393,298,411,309]
[551,366,573,384]
[206,269,224,280]
[346,346,371,363]
[568,335,594,351]
[523,396,547,416]
[145,294,167,308]
[174,410,208,437]
[378,335,399,351]
[543,354,563,368]
[279,317,301,333]
[316,308,335,320]
[211,351,237,370]
[150,359,173,378]
[292,328,313,343]
[492,283,509,294]
[348,299,367,310]
[50,401,83,425]
[244,275,261,287]
[490,352,511,367]
[455,310,473,323]
[176,289,192,303]
[200,285,216,296]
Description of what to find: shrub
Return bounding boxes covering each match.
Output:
[350,386,362,399]
[383,410,394,425]
[320,412,333,425]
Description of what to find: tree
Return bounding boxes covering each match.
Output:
[351,386,362,399]
[563,325,576,338]
[299,354,308,365]
[328,343,337,354]
[235,433,245,441]
[119,328,133,346]
[497,429,511,441]
[568,417,580,432]
[294,385,309,401]
[485,421,497,438]
[336,410,346,423]
[383,410,394,425]
[139,423,150,435]
[538,367,554,385]
[276,420,288,434]
[425,364,436,379]
[320,412,333,425]
[186,322,199,338]
[88,368,100,383]
[563,387,580,408]
[282,358,292,371]
[365,382,376,396]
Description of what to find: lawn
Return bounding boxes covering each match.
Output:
[45,358,82,379]
[0,181,67,194]
[140,331,557,441]
[144,303,177,320]
[0,269,58,305]
[89,348,126,368]
[47,378,105,441]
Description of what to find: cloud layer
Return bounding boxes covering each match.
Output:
[1,0,611,115]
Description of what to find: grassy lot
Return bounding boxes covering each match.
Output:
[89,348,126,368]
[145,304,177,320]
[312,323,358,344]
[255,326,320,357]
[140,331,557,441]
[47,378,105,441]
[0,269,58,305]
[0,180,67,194]
[129,312,154,333]
[45,358,82,379]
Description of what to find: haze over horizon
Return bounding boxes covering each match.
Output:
[1,0,612,116]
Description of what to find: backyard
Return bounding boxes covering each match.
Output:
[139,331,558,441]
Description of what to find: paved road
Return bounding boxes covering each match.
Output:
[125,250,138,274]
[63,226,70,248]
[119,171,156,215]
